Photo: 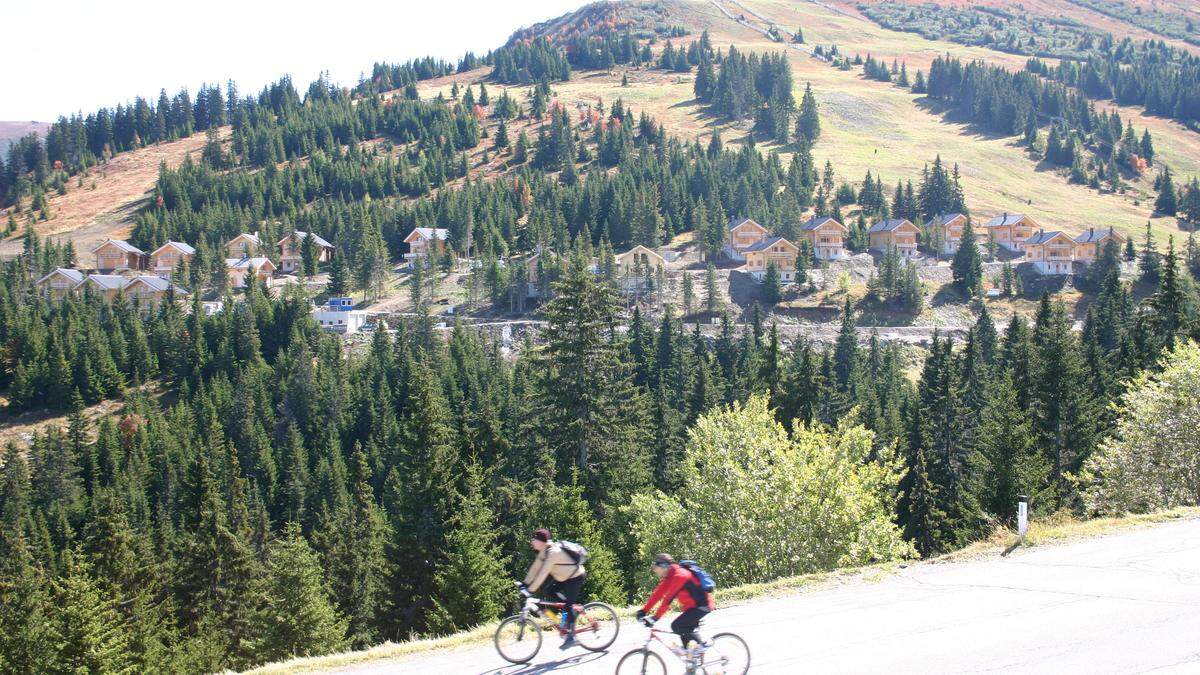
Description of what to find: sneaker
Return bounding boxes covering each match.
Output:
[559,634,577,650]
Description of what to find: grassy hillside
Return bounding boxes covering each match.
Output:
[417,0,1199,249]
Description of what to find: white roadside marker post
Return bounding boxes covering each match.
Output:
[1002,495,1029,557]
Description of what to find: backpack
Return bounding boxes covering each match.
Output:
[559,540,589,567]
[679,560,716,605]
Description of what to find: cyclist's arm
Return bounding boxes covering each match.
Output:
[523,550,552,593]
[642,570,687,619]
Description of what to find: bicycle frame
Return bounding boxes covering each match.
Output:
[519,597,601,638]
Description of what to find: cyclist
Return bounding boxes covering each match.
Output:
[519,528,587,649]
[635,553,714,655]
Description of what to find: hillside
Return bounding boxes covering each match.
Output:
[0,120,50,153]
[415,0,1200,249]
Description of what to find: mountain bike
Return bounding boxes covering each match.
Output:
[493,583,620,664]
[614,619,750,675]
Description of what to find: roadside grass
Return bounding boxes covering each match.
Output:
[244,506,1198,673]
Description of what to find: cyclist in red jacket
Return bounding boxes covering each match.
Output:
[635,553,714,650]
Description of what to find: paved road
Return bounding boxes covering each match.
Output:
[332,518,1200,674]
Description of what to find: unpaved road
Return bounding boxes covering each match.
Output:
[329,517,1200,674]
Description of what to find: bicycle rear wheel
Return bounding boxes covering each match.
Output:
[698,632,750,675]
[494,615,542,664]
[573,601,619,651]
[614,648,668,675]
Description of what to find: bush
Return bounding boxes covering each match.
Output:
[624,396,912,589]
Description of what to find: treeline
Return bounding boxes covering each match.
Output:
[3,228,1199,669]
[1,83,229,209]
[1064,0,1200,46]
[353,56,458,97]
[490,37,572,84]
[923,54,1156,189]
[1026,41,1200,127]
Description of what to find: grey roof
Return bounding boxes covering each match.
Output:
[226,256,275,269]
[869,219,915,233]
[727,217,764,232]
[410,227,448,240]
[1025,230,1070,245]
[984,213,1027,228]
[93,239,144,255]
[81,274,130,291]
[929,213,966,226]
[743,236,794,253]
[230,233,262,246]
[36,268,84,285]
[800,216,843,231]
[1074,227,1119,244]
[153,241,196,256]
[128,275,190,295]
[279,231,333,248]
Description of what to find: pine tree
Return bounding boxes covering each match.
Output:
[682,271,694,316]
[975,374,1048,519]
[762,262,782,304]
[796,82,820,143]
[257,523,347,662]
[425,465,510,634]
[833,298,858,390]
[951,219,982,296]
[1139,221,1160,283]
[704,262,720,313]
[51,550,134,674]
[1155,168,1177,216]
[327,248,349,296]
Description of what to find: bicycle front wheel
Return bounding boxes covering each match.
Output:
[494,615,542,664]
[614,648,667,675]
[574,601,619,651]
[699,632,751,675]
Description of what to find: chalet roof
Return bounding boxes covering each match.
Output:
[616,244,665,262]
[92,239,144,255]
[407,227,448,241]
[152,241,196,257]
[1026,230,1071,245]
[929,213,966,227]
[81,274,130,291]
[984,213,1028,228]
[727,217,765,232]
[225,256,276,270]
[743,236,797,253]
[869,219,916,233]
[800,216,846,232]
[126,275,191,295]
[36,268,84,285]
[229,233,262,246]
[1074,227,1121,244]
[278,231,333,248]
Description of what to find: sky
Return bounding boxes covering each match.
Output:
[2,0,589,122]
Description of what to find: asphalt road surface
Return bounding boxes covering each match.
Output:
[330,517,1200,674]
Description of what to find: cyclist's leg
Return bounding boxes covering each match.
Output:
[558,573,586,631]
[670,606,711,647]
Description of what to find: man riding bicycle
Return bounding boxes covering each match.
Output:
[519,528,587,649]
[636,553,714,654]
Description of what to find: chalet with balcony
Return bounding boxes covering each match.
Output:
[984,213,1038,253]
[1073,227,1126,264]
[35,268,84,299]
[724,217,770,261]
[149,241,196,278]
[927,213,968,255]
[869,219,920,257]
[92,239,145,273]
[798,216,848,261]
[403,227,448,268]
[124,275,189,308]
[743,237,799,282]
[277,231,334,273]
[226,233,263,259]
[77,274,131,302]
[1025,230,1077,275]
[226,257,276,288]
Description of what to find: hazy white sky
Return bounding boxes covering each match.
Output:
[3,0,588,122]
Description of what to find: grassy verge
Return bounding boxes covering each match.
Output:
[245,507,1199,673]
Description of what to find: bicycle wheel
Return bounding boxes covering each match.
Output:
[573,601,619,651]
[698,632,750,675]
[494,615,542,664]
[614,648,668,675]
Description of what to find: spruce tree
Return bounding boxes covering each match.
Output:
[51,550,134,675]
[1155,168,1177,216]
[327,248,349,296]
[762,262,782,304]
[704,262,720,313]
[1139,221,1160,283]
[425,465,511,634]
[952,219,982,297]
[257,523,347,662]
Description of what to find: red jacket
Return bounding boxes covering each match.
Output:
[641,564,713,619]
